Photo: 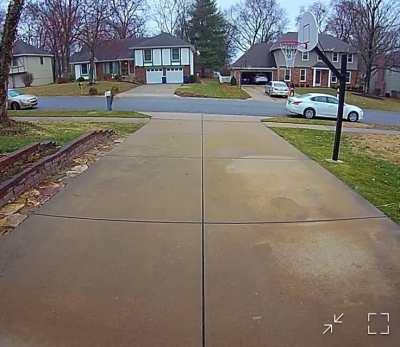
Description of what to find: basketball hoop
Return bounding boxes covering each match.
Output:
[280,40,301,68]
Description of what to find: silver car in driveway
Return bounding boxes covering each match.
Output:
[7,89,38,110]
[265,81,289,97]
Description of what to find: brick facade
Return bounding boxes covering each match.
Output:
[274,67,359,89]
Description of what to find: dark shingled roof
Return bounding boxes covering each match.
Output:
[232,42,276,68]
[12,40,52,56]
[132,32,192,49]
[70,33,193,63]
[70,38,145,63]
[270,32,357,53]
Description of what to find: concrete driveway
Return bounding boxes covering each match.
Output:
[1,115,399,346]
[242,85,286,102]
[117,84,179,97]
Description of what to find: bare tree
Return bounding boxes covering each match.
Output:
[326,0,356,42]
[77,0,109,83]
[152,0,192,39]
[229,0,287,53]
[108,0,146,39]
[19,0,80,80]
[352,0,400,93]
[0,0,25,124]
[296,0,329,32]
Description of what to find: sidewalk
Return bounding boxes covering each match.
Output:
[1,115,399,346]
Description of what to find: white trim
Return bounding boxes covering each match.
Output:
[71,58,134,65]
[301,51,309,61]
[331,74,338,84]
[346,71,352,84]
[347,54,353,63]
[13,53,53,58]
[284,68,291,82]
[328,70,331,88]
[300,68,307,82]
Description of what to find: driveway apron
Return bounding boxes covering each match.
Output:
[0,116,400,347]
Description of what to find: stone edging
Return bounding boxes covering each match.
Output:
[0,130,113,208]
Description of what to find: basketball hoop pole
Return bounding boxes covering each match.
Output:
[314,46,347,161]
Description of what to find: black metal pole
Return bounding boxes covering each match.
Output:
[332,54,347,161]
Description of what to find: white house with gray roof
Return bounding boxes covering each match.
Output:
[71,33,195,84]
[232,32,359,89]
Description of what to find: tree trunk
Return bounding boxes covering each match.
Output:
[89,49,95,84]
[0,0,25,124]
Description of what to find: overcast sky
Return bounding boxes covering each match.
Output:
[0,0,329,32]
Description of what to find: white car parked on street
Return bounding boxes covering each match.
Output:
[265,81,289,97]
[7,89,38,110]
[286,93,363,122]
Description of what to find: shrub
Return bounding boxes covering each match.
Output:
[188,75,196,83]
[22,72,34,87]
[76,76,85,83]
[230,76,237,86]
[57,77,69,84]
[113,74,121,81]
[111,86,119,95]
[88,87,98,95]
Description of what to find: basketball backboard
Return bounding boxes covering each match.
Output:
[298,11,318,52]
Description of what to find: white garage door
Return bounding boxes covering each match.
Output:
[166,67,183,84]
[146,68,163,84]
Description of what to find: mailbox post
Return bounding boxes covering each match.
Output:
[105,90,113,111]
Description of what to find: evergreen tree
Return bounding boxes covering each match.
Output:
[188,0,227,75]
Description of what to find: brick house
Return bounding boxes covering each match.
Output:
[71,33,195,84]
[232,32,359,89]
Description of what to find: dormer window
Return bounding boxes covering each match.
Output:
[332,52,339,62]
[302,51,309,61]
[347,53,353,63]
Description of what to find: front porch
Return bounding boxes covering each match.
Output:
[312,67,332,88]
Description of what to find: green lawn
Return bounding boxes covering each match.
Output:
[0,121,143,154]
[272,127,400,223]
[296,87,400,112]
[18,81,136,96]
[9,109,149,118]
[175,79,250,99]
[262,116,368,127]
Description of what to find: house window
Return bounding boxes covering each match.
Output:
[331,74,338,84]
[284,68,291,82]
[332,52,338,62]
[144,49,152,63]
[81,63,88,75]
[12,57,19,67]
[347,53,353,63]
[171,48,180,61]
[302,51,309,61]
[317,54,323,62]
[346,71,351,84]
[300,69,306,82]
[40,57,44,65]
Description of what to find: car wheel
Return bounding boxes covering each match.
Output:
[304,108,315,119]
[348,111,359,122]
[11,102,21,110]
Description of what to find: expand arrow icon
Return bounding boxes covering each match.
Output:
[334,313,344,324]
[322,313,344,335]
[322,324,333,335]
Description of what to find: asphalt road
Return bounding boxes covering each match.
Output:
[37,95,400,125]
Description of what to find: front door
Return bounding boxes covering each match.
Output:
[315,70,321,86]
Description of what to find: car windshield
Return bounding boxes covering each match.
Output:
[8,90,22,97]
[273,82,287,87]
